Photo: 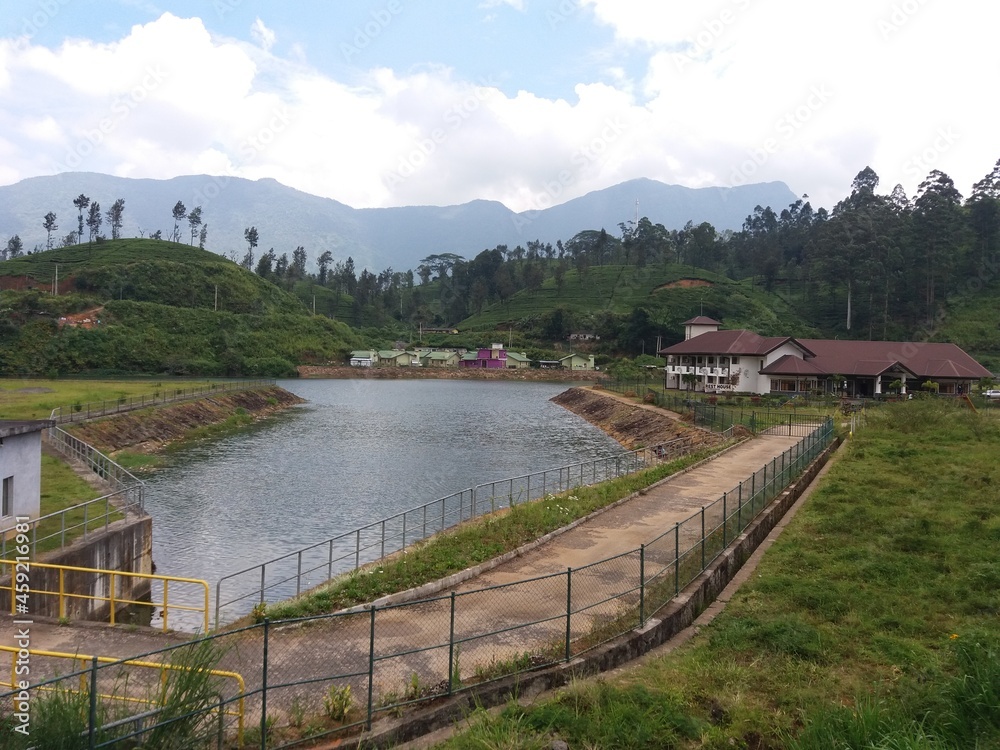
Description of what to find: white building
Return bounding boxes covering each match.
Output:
[0,420,54,533]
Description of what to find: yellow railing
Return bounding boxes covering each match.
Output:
[0,559,210,633]
[0,645,244,743]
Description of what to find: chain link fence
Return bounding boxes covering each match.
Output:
[3,419,833,748]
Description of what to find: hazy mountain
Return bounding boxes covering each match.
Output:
[0,173,797,271]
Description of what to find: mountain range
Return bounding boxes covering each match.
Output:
[0,173,798,272]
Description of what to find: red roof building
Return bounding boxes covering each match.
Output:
[659,318,990,396]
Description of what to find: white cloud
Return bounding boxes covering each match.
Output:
[250,18,276,52]
[0,6,997,218]
[479,0,526,10]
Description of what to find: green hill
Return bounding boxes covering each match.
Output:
[458,264,818,348]
[0,240,362,376]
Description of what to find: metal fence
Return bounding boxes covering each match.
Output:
[49,379,276,424]
[0,488,141,559]
[602,380,830,436]
[2,420,834,749]
[214,433,716,628]
[45,426,144,497]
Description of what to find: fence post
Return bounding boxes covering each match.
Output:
[447,592,457,696]
[367,606,377,728]
[89,655,99,750]
[738,480,743,530]
[260,619,269,750]
[639,545,645,626]
[722,492,727,547]
[674,523,680,594]
[763,464,767,502]
[700,506,706,570]
[565,567,572,662]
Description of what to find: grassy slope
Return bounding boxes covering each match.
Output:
[440,400,1000,749]
[0,241,363,375]
[459,264,818,340]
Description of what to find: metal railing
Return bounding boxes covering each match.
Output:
[0,559,211,633]
[49,379,275,424]
[214,433,718,628]
[45,425,145,496]
[0,488,141,559]
[2,420,834,749]
[0,646,245,747]
[602,381,830,436]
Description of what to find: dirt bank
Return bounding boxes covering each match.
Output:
[297,365,605,382]
[551,386,724,450]
[64,386,304,454]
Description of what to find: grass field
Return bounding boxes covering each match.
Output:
[0,377,220,420]
[437,399,1000,749]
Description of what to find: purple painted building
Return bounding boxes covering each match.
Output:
[461,343,508,369]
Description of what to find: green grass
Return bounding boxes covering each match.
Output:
[0,376,220,420]
[436,400,1000,749]
[256,445,728,621]
[31,454,112,554]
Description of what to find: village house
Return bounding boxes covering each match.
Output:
[420,350,461,368]
[0,420,54,534]
[560,353,597,371]
[349,350,377,367]
[505,351,532,369]
[460,343,507,369]
[377,350,411,367]
[660,316,991,397]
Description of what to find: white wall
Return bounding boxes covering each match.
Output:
[0,430,43,532]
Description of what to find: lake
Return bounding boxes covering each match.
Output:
[140,379,624,626]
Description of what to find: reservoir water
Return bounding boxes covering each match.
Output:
[141,379,624,627]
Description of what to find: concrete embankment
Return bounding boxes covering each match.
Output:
[62,385,304,454]
[298,365,604,382]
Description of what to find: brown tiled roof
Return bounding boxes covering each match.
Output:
[661,330,813,357]
[682,315,721,325]
[797,339,991,380]
[759,355,827,376]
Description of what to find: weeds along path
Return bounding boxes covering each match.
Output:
[7,433,801,721]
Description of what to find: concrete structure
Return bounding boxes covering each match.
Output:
[461,343,508,369]
[377,350,411,367]
[560,353,596,371]
[505,351,532,369]
[660,317,991,396]
[0,420,54,533]
[349,350,377,367]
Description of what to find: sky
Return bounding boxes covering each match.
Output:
[1,0,997,214]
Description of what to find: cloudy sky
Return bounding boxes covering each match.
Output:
[1,0,997,214]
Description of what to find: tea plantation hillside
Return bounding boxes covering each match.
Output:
[0,240,362,376]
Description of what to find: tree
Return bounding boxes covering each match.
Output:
[255,248,276,278]
[187,206,203,245]
[106,199,125,240]
[290,246,307,281]
[243,226,259,269]
[198,224,208,249]
[60,231,77,248]
[86,202,102,243]
[171,201,187,242]
[72,194,89,242]
[913,170,965,319]
[317,250,333,285]
[4,235,23,259]
[42,211,57,250]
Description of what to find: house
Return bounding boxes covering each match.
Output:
[377,350,411,367]
[0,420,55,534]
[505,351,532,369]
[660,317,991,396]
[349,350,377,367]
[461,343,508,369]
[569,332,600,341]
[420,350,460,368]
[560,353,596,371]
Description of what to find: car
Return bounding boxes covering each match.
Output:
[983,389,1000,399]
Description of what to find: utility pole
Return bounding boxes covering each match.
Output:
[214,285,218,311]
[53,264,58,295]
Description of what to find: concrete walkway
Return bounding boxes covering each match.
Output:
[2,432,804,726]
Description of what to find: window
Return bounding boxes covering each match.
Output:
[1,476,12,517]
[731,357,740,364]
